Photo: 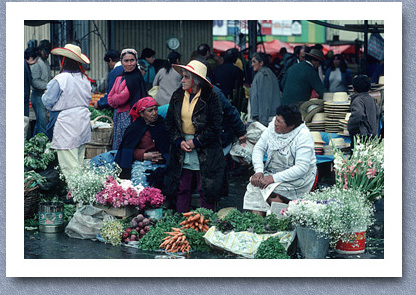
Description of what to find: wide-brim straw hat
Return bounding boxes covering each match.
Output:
[173,60,212,88]
[311,131,326,144]
[300,99,324,123]
[323,92,334,102]
[324,92,350,105]
[310,112,326,124]
[51,44,90,64]
[305,48,325,63]
[378,76,384,85]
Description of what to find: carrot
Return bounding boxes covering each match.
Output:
[203,224,209,231]
[204,219,209,224]
[183,212,193,217]
[198,223,203,231]
[190,213,200,221]
[195,222,199,226]
[200,215,204,224]
[171,227,181,232]
[179,220,187,225]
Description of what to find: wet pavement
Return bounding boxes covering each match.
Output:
[24,163,384,259]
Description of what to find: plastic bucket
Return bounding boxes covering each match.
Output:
[335,231,366,254]
[296,226,329,259]
[144,208,163,220]
[39,202,64,233]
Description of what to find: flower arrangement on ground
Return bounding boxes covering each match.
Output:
[282,186,375,245]
[333,136,384,202]
[64,165,120,205]
[99,219,125,246]
[95,176,144,208]
[137,187,165,210]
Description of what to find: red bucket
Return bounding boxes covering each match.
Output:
[335,231,366,254]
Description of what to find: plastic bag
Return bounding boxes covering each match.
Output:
[65,205,115,240]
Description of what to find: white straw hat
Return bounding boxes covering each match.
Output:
[173,60,212,88]
[51,44,90,64]
[311,131,326,144]
[324,92,350,105]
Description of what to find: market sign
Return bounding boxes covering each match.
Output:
[272,20,302,36]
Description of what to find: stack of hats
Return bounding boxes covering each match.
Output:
[301,99,326,132]
[323,92,350,133]
[338,113,351,136]
[329,137,347,149]
[311,132,326,156]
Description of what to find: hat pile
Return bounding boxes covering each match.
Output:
[324,92,350,133]
[338,113,351,136]
[311,132,326,155]
[306,112,326,132]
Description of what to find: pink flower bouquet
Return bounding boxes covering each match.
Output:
[95,176,144,208]
[137,187,165,210]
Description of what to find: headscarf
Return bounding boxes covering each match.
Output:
[129,96,157,122]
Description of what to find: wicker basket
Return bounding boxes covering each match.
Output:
[90,115,114,145]
[85,143,113,159]
[24,179,40,220]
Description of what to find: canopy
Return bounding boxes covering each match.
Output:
[213,40,240,53]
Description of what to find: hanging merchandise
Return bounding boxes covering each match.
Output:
[367,32,384,61]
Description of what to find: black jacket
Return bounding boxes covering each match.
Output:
[164,86,226,203]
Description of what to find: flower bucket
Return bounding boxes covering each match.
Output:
[144,207,163,220]
[296,226,329,259]
[335,231,366,254]
[39,202,64,233]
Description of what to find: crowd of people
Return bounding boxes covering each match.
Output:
[24,40,382,215]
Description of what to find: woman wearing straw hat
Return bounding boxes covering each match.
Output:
[108,48,147,150]
[164,60,226,213]
[41,44,93,179]
[243,105,317,216]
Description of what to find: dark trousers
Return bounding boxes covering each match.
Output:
[176,169,215,213]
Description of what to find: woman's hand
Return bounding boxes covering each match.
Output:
[250,172,264,188]
[260,175,274,189]
[144,151,164,163]
[238,134,247,144]
[180,141,193,152]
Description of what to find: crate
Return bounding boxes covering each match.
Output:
[85,143,113,159]
[90,115,114,145]
[94,204,138,219]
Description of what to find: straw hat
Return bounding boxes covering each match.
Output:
[323,92,334,102]
[329,138,346,149]
[311,131,326,144]
[300,99,324,123]
[378,76,384,85]
[51,44,90,64]
[310,112,326,124]
[324,92,350,105]
[173,60,212,87]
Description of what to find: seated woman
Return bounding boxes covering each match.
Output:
[114,96,170,188]
[243,105,317,216]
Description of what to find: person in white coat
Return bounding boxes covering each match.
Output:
[243,105,317,216]
[42,44,93,179]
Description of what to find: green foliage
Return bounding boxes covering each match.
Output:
[194,208,218,226]
[214,209,292,234]
[182,228,211,252]
[89,106,113,123]
[254,236,290,259]
[138,211,183,251]
[24,133,56,170]
[24,170,46,188]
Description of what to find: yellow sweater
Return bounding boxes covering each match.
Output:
[181,90,201,134]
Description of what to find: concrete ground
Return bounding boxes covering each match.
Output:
[24,162,384,259]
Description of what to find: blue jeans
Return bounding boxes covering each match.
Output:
[30,89,48,136]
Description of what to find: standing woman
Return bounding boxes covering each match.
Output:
[41,44,92,179]
[152,51,182,106]
[249,52,281,127]
[108,48,147,150]
[324,54,353,92]
[164,60,226,213]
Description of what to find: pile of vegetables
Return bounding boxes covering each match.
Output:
[178,211,210,232]
[254,236,290,259]
[100,219,125,246]
[24,133,56,170]
[213,209,292,234]
[159,228,191,253]
[24,170,46,191]
[121,214,155,243]
[89,106,113,123]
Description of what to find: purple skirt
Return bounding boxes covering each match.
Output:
[112,110,132,150]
